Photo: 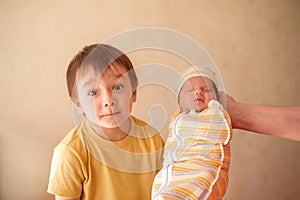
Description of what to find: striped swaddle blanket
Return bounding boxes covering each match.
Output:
[152,100,232,200]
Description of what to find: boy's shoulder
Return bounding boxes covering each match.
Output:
[54,123,86,154]
[131,115,151,127]
[130,115,161,138]
[57,127,79,144]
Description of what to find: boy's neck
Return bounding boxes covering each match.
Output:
[87,118,131,142]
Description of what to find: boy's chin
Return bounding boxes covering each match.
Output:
[98,117,131,129]
[96,121,120,129]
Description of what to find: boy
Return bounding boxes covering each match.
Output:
[152,66,232,200]
[47,44,164,200]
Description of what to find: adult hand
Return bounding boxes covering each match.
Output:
[218,92,235,110]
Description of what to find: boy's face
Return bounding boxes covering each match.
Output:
[75,64,136,129]
[178,76,217,112]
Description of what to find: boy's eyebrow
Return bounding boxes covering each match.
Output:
[82,79,98,88]
[114,74,124,79]
[107,71,126,80]
[81,73,125,88]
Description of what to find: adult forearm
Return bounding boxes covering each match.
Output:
[228,102,300,141]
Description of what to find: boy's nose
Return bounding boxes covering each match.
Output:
[101,91,115,108]
[104,102,114,107]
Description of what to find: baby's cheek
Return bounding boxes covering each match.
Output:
[209,92,217,100]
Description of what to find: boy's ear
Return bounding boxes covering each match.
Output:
[70,96,84,114]
[70,96,80,106]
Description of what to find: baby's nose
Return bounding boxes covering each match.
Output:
[195,89,203,95]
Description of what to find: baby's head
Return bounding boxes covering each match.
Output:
[66,44,138,128]
[177,66,218,112]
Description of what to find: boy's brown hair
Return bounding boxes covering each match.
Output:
[66,43,138,98]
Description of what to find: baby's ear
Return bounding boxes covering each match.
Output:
[132,90,137,102]
[217,91,227,110]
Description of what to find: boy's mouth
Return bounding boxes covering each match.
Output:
[100,112,121,118]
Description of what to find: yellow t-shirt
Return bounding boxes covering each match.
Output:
[47,116,164,200]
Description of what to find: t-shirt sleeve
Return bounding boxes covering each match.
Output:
[47,143,85,198]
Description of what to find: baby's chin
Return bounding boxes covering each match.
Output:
[195,108,206,112]
[195,104,209,112]
[181,106,208,113]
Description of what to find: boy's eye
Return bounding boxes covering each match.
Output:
[113,84,124,91]
[88,90,98,96]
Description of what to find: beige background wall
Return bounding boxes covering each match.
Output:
[1,1,299,199]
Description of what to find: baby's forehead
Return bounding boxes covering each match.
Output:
[183,76,214,87]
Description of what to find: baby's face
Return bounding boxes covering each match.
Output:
[178,76,217,112]
[75,64,136,129]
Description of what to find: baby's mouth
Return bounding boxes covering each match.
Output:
[195,98,204,103]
